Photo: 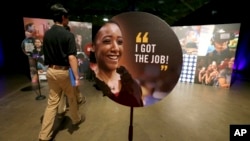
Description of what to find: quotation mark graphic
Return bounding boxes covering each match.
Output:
[161,65,168,71]
[136,32,149,43]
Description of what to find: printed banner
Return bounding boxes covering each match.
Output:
[172,23,241,88]
[91,12,183,107]
[22,17,92,83]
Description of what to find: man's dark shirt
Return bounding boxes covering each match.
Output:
[43,24,77,66]
[206,48,235,66]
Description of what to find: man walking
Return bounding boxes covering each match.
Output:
[38,3,84,141]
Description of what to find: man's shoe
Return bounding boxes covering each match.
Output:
[57,112,66,119]
[74,114,85,126]
[68,115,85,134]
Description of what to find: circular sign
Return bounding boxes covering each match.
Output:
[93,12,182,107]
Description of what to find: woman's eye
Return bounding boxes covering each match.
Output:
[117,39,123,45]
[103,39,111,44]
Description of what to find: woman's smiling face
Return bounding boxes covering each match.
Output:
[93,22,123,71]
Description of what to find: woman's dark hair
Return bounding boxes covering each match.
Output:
[91,20,121,63]
[89,51,96,63]
[50,3,68,23]
[92,25,102,42]
[64,25,71,31]
[92,20,120,43]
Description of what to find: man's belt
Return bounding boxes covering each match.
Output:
[49,65,69,70]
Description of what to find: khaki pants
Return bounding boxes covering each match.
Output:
[38,68,81,140]
[57,94,67,114]
[57,88,84,114]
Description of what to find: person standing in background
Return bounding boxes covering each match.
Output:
[217,57,235,88]
[206,29,235,66]
[38,3,84,141]
[24,23,37,39]
[75,33,83,52]
[32,38,47,73]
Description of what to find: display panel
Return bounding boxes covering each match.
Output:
[90,12,183,107]
[172,23,241,88]
[22,17,92,82]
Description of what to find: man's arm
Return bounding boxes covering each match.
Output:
[68,55,80,86]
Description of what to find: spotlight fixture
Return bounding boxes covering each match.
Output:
[103,17,109,22]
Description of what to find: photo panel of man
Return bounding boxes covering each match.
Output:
[172,23,241,88]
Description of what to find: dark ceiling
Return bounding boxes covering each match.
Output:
[67,0,211,25]
[19,0,212,26]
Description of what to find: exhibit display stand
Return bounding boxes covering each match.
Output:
[20,56,46,100]
[20,37,46,100]
[128,107,133,141]
[102,12,182,141]
[34,57,46,100]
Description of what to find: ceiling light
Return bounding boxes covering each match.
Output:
[103,17,109,22]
